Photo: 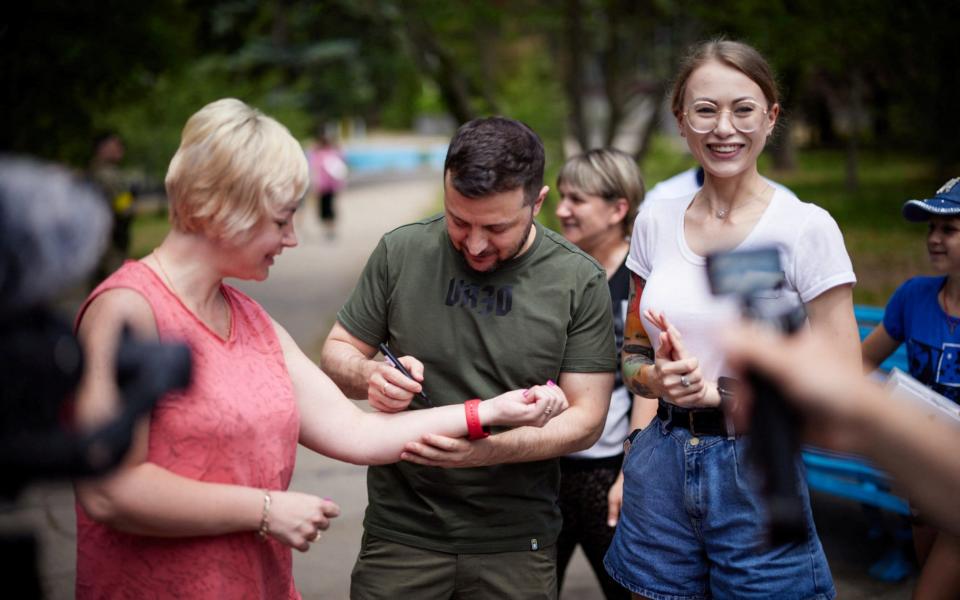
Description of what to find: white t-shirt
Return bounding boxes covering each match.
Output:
[569,385,631,459]
[644,167,796,205]
[567,260,632,460]
[626,188,856,382]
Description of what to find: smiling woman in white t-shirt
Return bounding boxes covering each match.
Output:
[603,40,859,600]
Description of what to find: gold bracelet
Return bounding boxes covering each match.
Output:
[258,490,272,541]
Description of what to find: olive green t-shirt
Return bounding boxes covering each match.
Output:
[337,215,617,553]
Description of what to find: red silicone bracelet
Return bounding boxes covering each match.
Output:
[464,399,489,440]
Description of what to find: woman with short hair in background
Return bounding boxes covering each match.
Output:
[554,149,655,599]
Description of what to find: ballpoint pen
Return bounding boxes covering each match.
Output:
[378,342,432,406]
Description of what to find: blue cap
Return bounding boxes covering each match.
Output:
[903,177,960,221]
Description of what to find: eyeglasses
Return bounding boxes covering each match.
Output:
[684,99,769,134]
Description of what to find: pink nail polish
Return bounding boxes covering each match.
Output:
[547,379,556,387]
[522,388,530,397]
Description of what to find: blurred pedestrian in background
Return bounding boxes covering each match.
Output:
[87,131,136,285]
[306,130,347,240]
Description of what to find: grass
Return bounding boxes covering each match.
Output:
[769,150,941,305]
[129,209,171,259]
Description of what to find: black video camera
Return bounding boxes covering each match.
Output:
[0,156,191,596]
[0,155,192,496]
[706,246,808,546]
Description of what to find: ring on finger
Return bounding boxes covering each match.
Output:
[680,374,691,388]
[544,407,553,415]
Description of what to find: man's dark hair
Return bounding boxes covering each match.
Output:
[443,116,545,205]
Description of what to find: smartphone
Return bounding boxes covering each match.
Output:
[705,246,785,297]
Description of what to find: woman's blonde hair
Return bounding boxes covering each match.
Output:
[165,98,309,242]
[557,148,645,236]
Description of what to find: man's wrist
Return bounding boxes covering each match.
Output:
[362,355,390,398]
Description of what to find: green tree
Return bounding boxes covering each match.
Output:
[0,0,197,164]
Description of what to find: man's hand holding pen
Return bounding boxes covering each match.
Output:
[370,343,428,412]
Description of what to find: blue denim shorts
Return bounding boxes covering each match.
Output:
[603,419,835,600]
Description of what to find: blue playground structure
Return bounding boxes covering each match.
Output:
[800,305,913,581]
[802,305,910,518]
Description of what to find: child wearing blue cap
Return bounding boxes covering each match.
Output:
[862,176,960,599]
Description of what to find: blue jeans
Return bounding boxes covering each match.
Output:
[604,419,835,600]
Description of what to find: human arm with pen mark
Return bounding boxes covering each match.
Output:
[288,320,568,465]
[399,370,613,468]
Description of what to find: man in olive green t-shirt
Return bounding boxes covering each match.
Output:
[321,117,617,600]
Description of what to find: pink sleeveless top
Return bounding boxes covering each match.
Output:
[75,261,301,599]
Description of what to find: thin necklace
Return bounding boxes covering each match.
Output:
[707,185,768,220]
[941,287,960,334]
[152,249,183,301]
[153,249,230,337]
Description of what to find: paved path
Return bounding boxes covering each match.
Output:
[3,164,913,599]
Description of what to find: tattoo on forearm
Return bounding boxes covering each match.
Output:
[621,273,656,397]
[623,354,655,397]
[623,344,653,358]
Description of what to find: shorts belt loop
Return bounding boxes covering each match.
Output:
[659,401,674,431]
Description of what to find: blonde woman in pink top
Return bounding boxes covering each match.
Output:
[73,98,567,599]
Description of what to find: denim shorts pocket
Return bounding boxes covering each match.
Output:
[622,420,660,460]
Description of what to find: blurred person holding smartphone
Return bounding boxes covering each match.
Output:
[723,323,960,539]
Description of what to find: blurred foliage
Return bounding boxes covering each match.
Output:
[771,149,940,305]
[130,212,173,260]
[3,0,959,184]
[1,0,198,164]
[6,0,956,319]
